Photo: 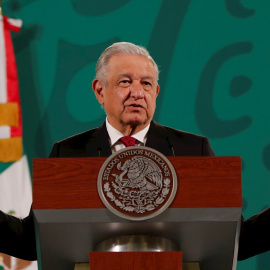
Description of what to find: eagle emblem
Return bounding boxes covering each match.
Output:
[115,156,162,190]
[98,147,178,220]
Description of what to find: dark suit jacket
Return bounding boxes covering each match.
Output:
[0,121,269,260]
[49,121,215,158]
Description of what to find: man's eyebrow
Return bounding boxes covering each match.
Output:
[117,73,132,79]
[116,74,155,81]
[141,76,154,81]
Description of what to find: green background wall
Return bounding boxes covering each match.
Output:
[2,0,270,269]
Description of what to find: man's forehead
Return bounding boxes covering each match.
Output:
[108,53,153,66]
[107,54,156,76]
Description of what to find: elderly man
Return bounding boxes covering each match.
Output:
[50,42,213,158]
[0,42,269,261]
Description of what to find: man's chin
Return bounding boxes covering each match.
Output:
[121,117,150,127]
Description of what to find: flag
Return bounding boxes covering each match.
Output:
[0,15,37,270]
[0,16,22,161]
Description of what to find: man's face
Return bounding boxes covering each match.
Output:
[93,54,159,134]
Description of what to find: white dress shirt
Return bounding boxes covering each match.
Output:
[106,118,150,153]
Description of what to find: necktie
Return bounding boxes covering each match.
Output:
[120,136,136,147]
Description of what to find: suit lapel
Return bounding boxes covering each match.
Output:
[86,122,112,157]
[145,121,172,156]
[88,121,172,157]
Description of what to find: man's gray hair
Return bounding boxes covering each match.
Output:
[95,42,159,86]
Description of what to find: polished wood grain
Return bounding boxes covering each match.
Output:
[33,156,242,209]
[89,251,183,270]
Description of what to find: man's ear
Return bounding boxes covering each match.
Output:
[155,84,160,98]
[92,78,105,105]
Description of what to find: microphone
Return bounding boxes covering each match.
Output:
[97,147,102,157]
[166,137,175,157]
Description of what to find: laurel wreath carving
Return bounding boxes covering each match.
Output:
[103,177,171,214]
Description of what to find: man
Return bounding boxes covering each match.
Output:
[0,42,269,261]
[50,42,214,158]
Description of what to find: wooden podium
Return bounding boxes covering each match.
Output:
[32,156,242,270]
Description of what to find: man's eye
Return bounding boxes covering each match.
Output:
[143,81,152,87]
[119,80,130,85]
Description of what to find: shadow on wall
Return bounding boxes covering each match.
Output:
[13,25,45,171]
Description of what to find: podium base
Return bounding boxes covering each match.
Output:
[90,251,183,270]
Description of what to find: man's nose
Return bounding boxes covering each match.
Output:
[130,83,144,99]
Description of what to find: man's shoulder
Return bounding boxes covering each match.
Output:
[149,121,214,156]
[57,126,101,145]
[49,123,109,157]
[152,121,207,142]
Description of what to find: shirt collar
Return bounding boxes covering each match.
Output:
[106,118,150,146]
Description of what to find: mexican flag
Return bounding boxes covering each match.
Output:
[0,15,37,269]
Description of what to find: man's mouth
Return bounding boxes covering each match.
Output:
[125,103,144,109]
